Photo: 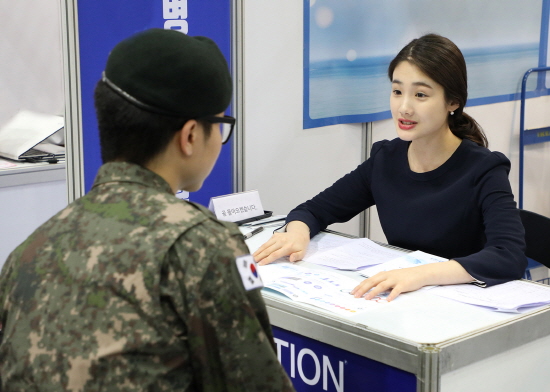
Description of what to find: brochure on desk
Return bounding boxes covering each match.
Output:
[258,263,388,316]
[256,249,447,316]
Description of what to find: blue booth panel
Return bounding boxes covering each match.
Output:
[77,0,232,205]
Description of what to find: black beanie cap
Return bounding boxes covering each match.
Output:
[103,28,232,118]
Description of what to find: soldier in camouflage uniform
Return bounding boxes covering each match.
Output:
[0,29,295,391]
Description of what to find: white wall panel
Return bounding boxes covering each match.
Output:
[242,1,363,236]
[0,0,65,126]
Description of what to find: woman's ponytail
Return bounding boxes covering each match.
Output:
[449,110,488,148]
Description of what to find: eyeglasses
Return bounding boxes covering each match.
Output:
[199,115,236,145]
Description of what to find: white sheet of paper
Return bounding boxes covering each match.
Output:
[427,280,550,313]
[0,158,17,169]
[303,232,356,258]
[359,250,447,278]
[304,236,402,270]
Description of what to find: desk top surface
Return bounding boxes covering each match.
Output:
[245,228,549,346]
[0,157,65,174]
[0,157,66,188]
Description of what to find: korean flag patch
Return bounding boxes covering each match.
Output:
[236,255,264,291]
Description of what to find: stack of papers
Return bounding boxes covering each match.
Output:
[258,263,385,315]
[303,234,402,270]
[256,232,550,314]
[427,280,550,313]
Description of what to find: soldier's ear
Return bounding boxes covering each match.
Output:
[178,119,198,156]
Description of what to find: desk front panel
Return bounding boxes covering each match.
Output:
[272,325,416,392]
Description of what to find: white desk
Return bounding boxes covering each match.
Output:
[0,159,65,187]
[245,228,550,392]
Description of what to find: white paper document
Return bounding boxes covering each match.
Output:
[258,263,387,315]
[303,234,402,270]
[359,250,447,278]
[427,280,550,313]
[303,233,357,257]
[0,158,17,169]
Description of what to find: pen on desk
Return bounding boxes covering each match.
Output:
[243,226,264,240]
[242,217,286,227]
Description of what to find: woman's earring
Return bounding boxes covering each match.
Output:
[450,111,454,116]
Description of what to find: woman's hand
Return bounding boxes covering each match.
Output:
[351,260,473,302]
[253,221,310,266]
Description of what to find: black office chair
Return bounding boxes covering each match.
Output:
[519,209,550,282]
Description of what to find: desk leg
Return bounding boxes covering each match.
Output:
[418,345,441,392]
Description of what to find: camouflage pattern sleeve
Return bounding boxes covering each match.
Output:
[0,256,9,388]
[0,261,6,341]
[0,246,22,345]
[163,220,295,392]
[0,261,7,343]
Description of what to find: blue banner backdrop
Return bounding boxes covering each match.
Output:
[304,0,550,129]
[77,0,232,206]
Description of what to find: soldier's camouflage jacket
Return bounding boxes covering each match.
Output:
[0,162,295,392]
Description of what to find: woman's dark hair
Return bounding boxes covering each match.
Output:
[388,34,487,148]
[94,80,212,165]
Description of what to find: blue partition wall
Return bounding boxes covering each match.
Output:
[77,0,232,206]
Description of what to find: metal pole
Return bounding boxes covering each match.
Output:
[518,66,550,209]
[59,0,85,203]
[232,0,245,193]
[359,122,372,238]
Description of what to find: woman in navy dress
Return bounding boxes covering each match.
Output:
[253,34,526,301]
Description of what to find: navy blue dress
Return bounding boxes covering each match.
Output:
[287,138,526,287]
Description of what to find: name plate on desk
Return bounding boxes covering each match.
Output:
[208,190,264,223]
